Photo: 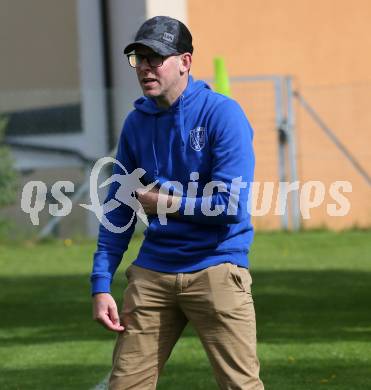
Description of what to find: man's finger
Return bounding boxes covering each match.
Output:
[136,183,159,195]
[136,188,146,196]
[108,305,125,330]
[96,313,125,332]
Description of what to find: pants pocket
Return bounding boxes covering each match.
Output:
[124,264,133,280]
[228,263,252,294]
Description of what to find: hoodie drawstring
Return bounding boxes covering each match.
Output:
[176,95,186,149]
[151,115,159,177]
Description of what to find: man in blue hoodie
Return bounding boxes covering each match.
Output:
[92,16,264,390]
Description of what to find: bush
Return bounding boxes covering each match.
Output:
[0,116,18,207]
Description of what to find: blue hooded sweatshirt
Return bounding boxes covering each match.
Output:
[91,75,255,294]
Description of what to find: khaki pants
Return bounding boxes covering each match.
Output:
[109,262,264,390]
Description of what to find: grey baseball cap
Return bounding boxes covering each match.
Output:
[123,16,193,56]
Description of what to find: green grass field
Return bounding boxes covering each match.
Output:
[0,230,370,389]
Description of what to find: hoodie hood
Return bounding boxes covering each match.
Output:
[132,75,211,178]
[133,75,210,115]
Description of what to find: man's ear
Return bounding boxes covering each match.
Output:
[179,53,192,74]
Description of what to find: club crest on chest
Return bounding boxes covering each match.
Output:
[190,127,206,151]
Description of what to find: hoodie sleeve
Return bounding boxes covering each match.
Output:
[178,98,254,225]
[90,118,137,295]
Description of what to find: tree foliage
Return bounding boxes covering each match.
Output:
[0,117,18,207]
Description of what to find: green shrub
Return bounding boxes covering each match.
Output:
[0,116,18,207]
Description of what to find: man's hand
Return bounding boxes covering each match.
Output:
[136,187,180,216]
[92,293,125,332]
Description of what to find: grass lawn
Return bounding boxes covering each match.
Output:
[0,230,370,389]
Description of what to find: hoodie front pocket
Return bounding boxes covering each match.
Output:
[144,217,219,253]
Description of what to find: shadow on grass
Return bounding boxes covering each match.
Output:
[0,272,136,346]
[0,364,108,390]
[258,358,371,390]
[1,269,371,389]
[1,270,370,344]
[252,270,371,343]
[159,358,371,390]
[158,359,217,389]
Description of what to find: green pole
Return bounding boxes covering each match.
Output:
[214,57,231,97]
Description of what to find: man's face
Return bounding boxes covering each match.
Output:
[134,46,183,100]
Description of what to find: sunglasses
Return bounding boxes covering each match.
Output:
[126,53,180,68]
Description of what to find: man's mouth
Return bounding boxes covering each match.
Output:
[142,77,158,86]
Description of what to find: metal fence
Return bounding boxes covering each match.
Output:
[1,79,371,238]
